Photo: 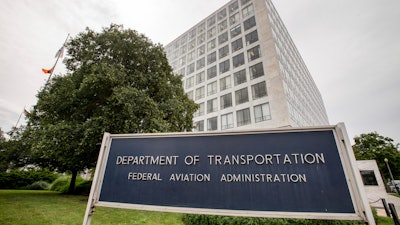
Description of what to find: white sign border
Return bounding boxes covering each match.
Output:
[82,123,375,225]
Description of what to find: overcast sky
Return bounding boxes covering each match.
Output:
[1,0,399,144]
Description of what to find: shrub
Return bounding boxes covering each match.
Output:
[0,169,58,189]
[25,181,50,190]
[75,180,92,195]
[49,176,70,193]
[49,174,92,194]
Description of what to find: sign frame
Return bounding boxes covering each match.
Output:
[82,123,375,225]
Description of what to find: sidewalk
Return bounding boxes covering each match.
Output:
[375,194,400,217]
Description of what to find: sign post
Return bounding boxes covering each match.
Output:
[83,123,375,224]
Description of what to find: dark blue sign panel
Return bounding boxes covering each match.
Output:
[99,130,355,214]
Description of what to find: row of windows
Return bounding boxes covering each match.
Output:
[193,81,267,116]
[185,62,264,95]
[194,103,271,131]
[167,0,254,53]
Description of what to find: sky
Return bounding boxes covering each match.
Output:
[1,0,399,144]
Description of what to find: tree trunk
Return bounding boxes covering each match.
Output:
[68,170,78,194]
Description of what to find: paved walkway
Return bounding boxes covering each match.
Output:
[374,194,400,218]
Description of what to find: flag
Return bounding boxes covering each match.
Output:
[42,66,54,74]
[55,46,64,58]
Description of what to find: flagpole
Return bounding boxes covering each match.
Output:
[45,33,70,86]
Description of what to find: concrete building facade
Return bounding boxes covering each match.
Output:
[165,0,329,132]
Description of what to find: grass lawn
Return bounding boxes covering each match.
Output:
[0,190,184,225]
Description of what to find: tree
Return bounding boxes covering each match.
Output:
[27,24,198,194]
[352,132,400,181]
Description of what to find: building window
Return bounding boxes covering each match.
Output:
[243,16,256,31]
[207,98,218,113]
[247,45,261,61]
[198,33,205,45]
[180,45,187,54]
[218,20,228,33]
[245,30,259,46]
[219,59,230,74]
[198,22,206,33]
[195,86,205,100]
[232,52,245,68]
[187,63,195,75]
[197,45,205,57]
[207,52,217,65]
[196,57,205,70]
[186,91,193,100]
[235,87,249,105]
[189,28,197,40]
[208,16,216,27]
[234,69,247,85]
[207,39,216,51]
[231,38,243,52]
[230,24,242,39]
[230,12,240,25]
[229,1,239,14]
[249,62,264,79]
[237,108,251,126]
[218,8,227,21]
[195,102,205,116]
[207,81,218,96]
[178,68,185,76]
[187,50,195,62]
[254,103,271,122]
[219,45,229,59]
[360,170,378,186]
[179,56,186,67]
[241,0,251,6]
[207,117,218,131]
[208,27,216,39]
[220,93,233,109]
[194,120,204,131]
[220,75,232,91]
[221,113,234,130]
[207,66,217,79]
[196,71,205,85]
[186,76,194,89]
[188,39,196,50]
[242,4,254,18]
[251,81,267,99]
[218,32,229,45]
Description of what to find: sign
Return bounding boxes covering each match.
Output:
[83,124,375,224]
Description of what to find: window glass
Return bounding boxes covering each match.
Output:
[221,113,234,130]
[218,8,227,21]
[235,87,249,105]
[207,65,217,79]
[207,98,218,113]
[218,31,229,45]
[247,45,260,61]
[207,39,216,51]
[249,62,264,79]
[243,16,256,31]
[207,81,218,96]
[198,22,206,33]
[207,52,217,65]
[207,117,218,131]
[207,27,217,39]
[186,90,193,100]
[186,76,194,89]
[188,39,196,50]
[219,45,229,59]
[241,0,251,6]
[187,63,195,75]
[197,45,205,57]
[360,170,378,186]
[195,102,205,116]
[187,50,196,62]
[179,56,186,66]
[229,12,240,25]
[196,57,205,70]
[196,71,205,84]
[219,59,230,74]
[231,38,243,52]
[234,69,247,85]
[208,16,216,27]
[232,52,245,68]
[245,30,258,45]
[194,120,204,131]
[180,45,187,55]
[242,4,254,18]
[198,33,205,45]
[229,1,239,14]
[220,75,232,91]
[218,20,228,33]
[195,86,205,100]
[237,108,251,126]
[220,93,233,109]
[189,28,197,40]
[230,24,241,38]
[254,103,271,122]
[251,81,267,99]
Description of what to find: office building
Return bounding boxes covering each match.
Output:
[165,0,329,132]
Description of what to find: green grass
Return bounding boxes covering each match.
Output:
[0,190,184,225]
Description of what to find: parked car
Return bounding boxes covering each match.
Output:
[387,180,400,193]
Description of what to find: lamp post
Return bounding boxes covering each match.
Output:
[384,158,399,194]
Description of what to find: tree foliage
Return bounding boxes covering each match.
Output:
[26,24,197,193]
[352,132,400,180]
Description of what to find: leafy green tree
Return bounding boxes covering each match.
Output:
[352,132,400,181]
[27,24,197,194]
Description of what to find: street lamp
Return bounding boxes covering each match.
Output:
[384,158,399,194]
